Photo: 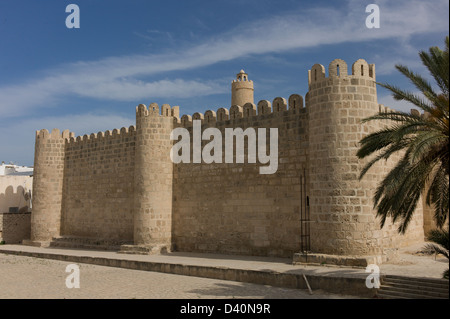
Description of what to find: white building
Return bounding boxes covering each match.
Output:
[0,162,33,213]
[0,162,34,176]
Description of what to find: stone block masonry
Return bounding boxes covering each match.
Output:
[62,126,136,242]
[28,58,429,262]
[0,212,31,244]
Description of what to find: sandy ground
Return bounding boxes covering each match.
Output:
[0,253,356,299]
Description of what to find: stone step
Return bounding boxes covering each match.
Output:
[376,292,409,299]
[50,236,132,251]
[377,275,449,299]
[377,287,444,299]
[384,275,449,289]
[380,285,448,299]
[118,244,170,255]
[50,241,121,251]
[382,279,449,294]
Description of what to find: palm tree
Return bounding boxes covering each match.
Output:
[357,36,449,233]
[423,228,449,279]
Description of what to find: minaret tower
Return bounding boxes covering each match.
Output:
[231,69,254,106]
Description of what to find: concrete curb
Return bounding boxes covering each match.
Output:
[0,248,375,298]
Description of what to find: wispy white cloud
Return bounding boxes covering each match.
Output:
[0,0,447,118]
[133,29,175,44]
[71,78,226,101]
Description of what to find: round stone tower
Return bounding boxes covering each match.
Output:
[307,59,383,257]
[30,128,72,244]
[303,59,425,264]
[131,103,174,253]
[231,69,254,106]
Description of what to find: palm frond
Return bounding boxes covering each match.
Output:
[409,132,448,163]
[426,228,449,250]
[394,64,437,101]
[423,243,449,259]
[359,36,449,233]
[426,168,450,228]
[376,82,435,113]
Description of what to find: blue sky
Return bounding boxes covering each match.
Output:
[0,0,448,166]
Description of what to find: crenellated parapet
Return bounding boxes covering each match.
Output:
[35,128,74,141]
[308,58,376,89]
[175,94,305,128]
[378,104,397,114]
[136,103,179,118]
[66,126,137,145]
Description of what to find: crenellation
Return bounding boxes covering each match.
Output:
[309,59,376,90]
[368,64,376,80]
[329,59,348,77]
[288,94,303,112]
[192,112,204,123]
[171,106,180,119]
[181,114,193,127]
[308,64,326,86]
[176,93,306,125]
[243,102,257,118]
[272,97,287,113]
[66,126,136,147]
[149,102,159,114]
[161,104,171,117]
[217,107,229,122]
[230,105,243,120]
[204,110,217,124]
[352,59,370,78]
[257,100,271,115]
[36,128,75,141]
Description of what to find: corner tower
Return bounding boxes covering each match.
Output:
[28,128,73,245]
[307,59,382,257]
[231,69,254,106]
[306,58,424,263]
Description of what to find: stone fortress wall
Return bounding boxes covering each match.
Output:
[28,59,428,261]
